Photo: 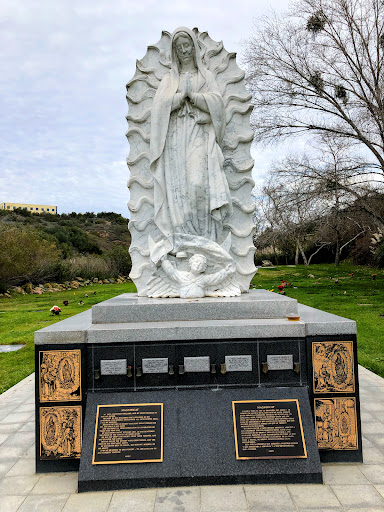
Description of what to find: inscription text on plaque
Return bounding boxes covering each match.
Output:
[142,358,169,374]
[232,399,307,459]
[267,354,293,371]
[100,359,127,376]
[225,355,252,372]
[92,403,163,464]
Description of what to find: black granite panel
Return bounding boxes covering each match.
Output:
[306,334,362,463]
[259,339,305,387]
[78,387,322,492]
[35,343,86,473]
[215,341,259,387]
[134,344,177,390]
[175,342,219,388]
[88,344,135,393]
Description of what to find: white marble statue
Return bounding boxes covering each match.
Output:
[126,27,257,297]
[150,27,231,245]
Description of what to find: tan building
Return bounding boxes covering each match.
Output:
[0,202,58,214]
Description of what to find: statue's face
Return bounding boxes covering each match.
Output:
[175,35,194,65]
[189,255,206,274]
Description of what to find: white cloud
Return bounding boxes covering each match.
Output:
[0,0,289,215]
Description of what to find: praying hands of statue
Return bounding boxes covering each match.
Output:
[181,72,192,101]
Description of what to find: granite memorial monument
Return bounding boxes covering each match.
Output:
[34,28,362,492]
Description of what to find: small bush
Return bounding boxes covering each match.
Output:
[104,245,132,276]
[0,226,61,286]
[65,255,114,280]
[43,225,101,255]
[375,239,384,268]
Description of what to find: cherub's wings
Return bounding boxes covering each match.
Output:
[205,274,241,297]
[146,267,179,298]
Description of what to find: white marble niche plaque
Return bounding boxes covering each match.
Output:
[142,358,169,374]
[225,355,252,372]
[267,354,293,371]
[184,356,210,373]
[100,359,127,376]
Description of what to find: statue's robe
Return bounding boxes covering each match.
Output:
[150,34,232,247]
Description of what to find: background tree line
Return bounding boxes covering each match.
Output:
[245,0,384,266]
[0,209,132,291]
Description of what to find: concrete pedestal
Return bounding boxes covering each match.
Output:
[34,290,363,487]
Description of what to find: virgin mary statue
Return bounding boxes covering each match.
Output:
[150,27,232,250]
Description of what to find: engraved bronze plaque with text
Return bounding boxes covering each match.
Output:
[39,349,81,402]
[232,399,307,459]
[40,406,82,459]
[92,403,163,464]
[314,397,358,450]
[312,341,354,393]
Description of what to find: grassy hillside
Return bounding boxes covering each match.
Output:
[0,210,132,290]
[0,209,131,254]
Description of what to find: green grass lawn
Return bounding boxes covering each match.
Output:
[251,263,384,378]
[0,263,383,394]
[0,282,136,394]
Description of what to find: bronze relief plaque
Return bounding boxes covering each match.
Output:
[92,403,163,464]
[232,399,307,459]
[40,406,82,459]
[312,341,354,393]
[314,397,358,450]
[39,349,81,402]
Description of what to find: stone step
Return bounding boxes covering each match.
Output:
[86,317,305,344]
[91,290,299,324]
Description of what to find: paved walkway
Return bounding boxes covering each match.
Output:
[0,367,384,511]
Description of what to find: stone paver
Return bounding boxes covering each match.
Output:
[6,459,36,477]
[362,446,384,465]
[0,412,35,425]
[331,484,384,509]
[287,483,342,509]
[108,488,157,512]
[201,485,248,511]
[31,472,78,494]
[360,464,384,484]
[0,367,383,511]
[154,487,200,512]
[17,494,69,512]
[62,491,113,512]
[322,465,369,485]
[0,458,17,478]
[0,475,40,495]
[0,495,26,512]
[244,484,296,511]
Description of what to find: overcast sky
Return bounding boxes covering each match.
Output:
[0,0,292,216]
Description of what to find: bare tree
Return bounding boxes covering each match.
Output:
[272,136,384,219]
[245,0,384,172]
[253,174,331,266]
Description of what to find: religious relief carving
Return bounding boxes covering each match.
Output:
[312,342,354,393]
[40,406,82,459]
[314,398,358,450]
[39,350,81,402]
[147,234,240,297]
[126,27,256,297]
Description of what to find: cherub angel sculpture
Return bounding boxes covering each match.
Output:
[147,234,241,298]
